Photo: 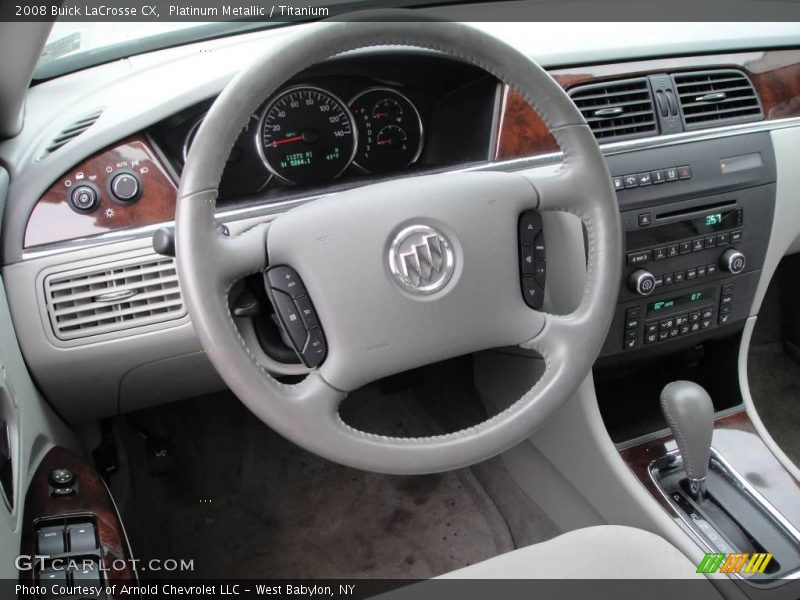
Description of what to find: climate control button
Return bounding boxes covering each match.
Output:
[628,269,657,296]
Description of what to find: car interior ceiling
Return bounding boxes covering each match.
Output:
[1,14,800,599]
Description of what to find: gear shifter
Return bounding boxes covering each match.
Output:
[660,381,714,499]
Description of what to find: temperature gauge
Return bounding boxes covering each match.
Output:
[350,88,423,174]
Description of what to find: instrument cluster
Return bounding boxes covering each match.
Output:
[182,83,425,190]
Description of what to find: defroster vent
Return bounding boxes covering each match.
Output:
[568,77,658,142]
[673,69,763,129]
[44,255,186,341]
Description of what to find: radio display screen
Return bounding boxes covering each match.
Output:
[647,288,713,315]
[627,208,742,250]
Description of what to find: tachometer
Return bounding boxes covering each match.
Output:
[258,86,357,185]
[350,88,423,174]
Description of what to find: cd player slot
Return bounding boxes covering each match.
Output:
[655,200,736,222]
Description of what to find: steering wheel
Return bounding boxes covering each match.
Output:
[176,19,621,474]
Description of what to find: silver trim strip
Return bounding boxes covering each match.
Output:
[649,448,800,586]
[20,116,800,261]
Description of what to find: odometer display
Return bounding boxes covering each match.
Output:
[258,86,356,185]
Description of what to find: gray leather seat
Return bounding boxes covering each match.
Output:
[440,525,717,581]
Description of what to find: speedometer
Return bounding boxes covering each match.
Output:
[258,86,357,185]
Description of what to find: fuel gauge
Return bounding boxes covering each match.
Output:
[350,88,423,174]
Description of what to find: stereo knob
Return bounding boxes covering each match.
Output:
[720,249,746,274]
[628,269,657,296]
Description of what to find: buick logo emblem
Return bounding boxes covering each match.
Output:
[388,225,455,294]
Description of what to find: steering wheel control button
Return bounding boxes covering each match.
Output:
[109,171,141,203]
[302,328,327,368]
[266,265,307,299]
[69,184,99,213]
[388,225,455,295]
[519,211,542,245]
[264,266,327,368]
[521,276,544,309]
[518,211,546,309]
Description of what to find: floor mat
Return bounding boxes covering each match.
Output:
[748,343,800,467]
[124,387,515,579]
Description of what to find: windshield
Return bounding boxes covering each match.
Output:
[34,21,278,80]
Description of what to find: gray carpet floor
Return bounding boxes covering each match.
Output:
[120,382,546,579]
[748,343,800,467]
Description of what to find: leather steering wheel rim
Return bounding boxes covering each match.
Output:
[176,18,621,474]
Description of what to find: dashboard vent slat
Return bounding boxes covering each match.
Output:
[38,109,103,159]
[672,70,762,130]
[44,255,186,341]
[568,77,658,142]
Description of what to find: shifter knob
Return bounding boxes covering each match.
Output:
[660,381,714,498]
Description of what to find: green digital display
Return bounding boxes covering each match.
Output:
[705,213,723,226]
[647,289,711,315]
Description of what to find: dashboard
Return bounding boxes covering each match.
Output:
[2,23,800,424]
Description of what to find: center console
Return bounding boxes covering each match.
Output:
[600,132,776,358]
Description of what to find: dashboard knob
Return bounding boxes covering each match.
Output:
[720,249,746,274]
[628,269,657,296]
[110,172,141,203]
[69,185,99,212]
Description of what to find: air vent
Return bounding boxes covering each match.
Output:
[569,77,658,142]
[673,70,762,130]
[44,255,186,341]
[38,108,103,159]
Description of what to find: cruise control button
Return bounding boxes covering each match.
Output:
[294,296,319,329]
[271,290,308,351]
[302,328,327,368]
[266,266,307,299]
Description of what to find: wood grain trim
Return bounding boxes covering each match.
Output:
[619,410,800,528]
[19,447,135,593]
[495,49,800,161]
[24,134,177,248]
